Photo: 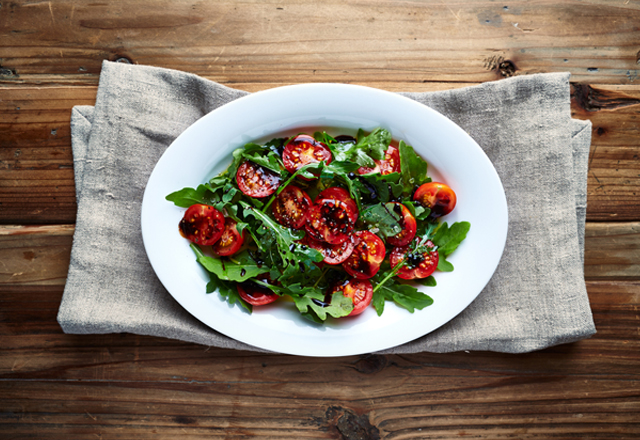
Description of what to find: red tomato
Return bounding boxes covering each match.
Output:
[179,204,225,246]
[357,145,401,175]
[271,185,312,229]
[342,231,386,279]
[305,204,351,245]
[331,278,373,316]
[413,182,457,218]
[237,275,279,306]
[389,240,439,280]
[305,187,359,245]
[212,218,245,256]
[314,187,359,224]
[385,202,417,247]
[283,134,332,177]
[236,161,280,198]
[302,234,355,265]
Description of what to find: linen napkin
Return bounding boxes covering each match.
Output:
[57,60,596,354]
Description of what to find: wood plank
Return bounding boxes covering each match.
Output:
[1,221,638,286]
[572,84,640,221]
[0,280,638,438]
[1,84,639,223]
[1,0,639,86]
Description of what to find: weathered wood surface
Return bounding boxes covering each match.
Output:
[1,223,638,286]
[1,0,639,438]
[0,280,638,438]
[1,84,639,223]
[1,0,640,85]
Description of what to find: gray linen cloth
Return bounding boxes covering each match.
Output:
[58,60,596,354]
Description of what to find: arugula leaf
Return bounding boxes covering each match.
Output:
[360,202,403,238]
[353,172,403,204]
[238,143,284,175]
[355,128,392,161]
[372,277,434,316]
[415,275,437,287]
[431,222,471,256]
[240,201,323,281]
[205,272,252,313]
[192,246,269,282]
[166,184,214,208]
[398,140,429,196]
[403,200,430,221]
[292,290,354,321]
[437,258,454,272]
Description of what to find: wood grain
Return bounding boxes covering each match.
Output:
[1,0,639,86]
[0,281,638,438]
[0,220,638,286]
[1,0,639,437]
[1,84,639,223]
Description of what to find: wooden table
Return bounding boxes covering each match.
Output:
[1,1,639,438]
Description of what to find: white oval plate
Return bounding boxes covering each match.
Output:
[141,84,508,357]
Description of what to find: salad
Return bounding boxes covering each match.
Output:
[166,128,470,323]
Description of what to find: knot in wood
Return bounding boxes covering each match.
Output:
[498,60,517,77]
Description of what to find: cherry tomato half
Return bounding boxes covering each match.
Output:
[271,185,312,229]
[315,187,359,224]
[302,234,355,265]
[236,161,281,198]
[413,182,457,218]
[179,204,225,246]
[389,239,439,280]
[385,202,417,247]
[305,187,359,245]
[342,231,386,279]
[212,218,245,256]
[237,275,279,306]
[283,134,332,177]
[330,278,373,316]
[357,145,401,175]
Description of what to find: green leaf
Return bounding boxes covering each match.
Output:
[355,172,402,204]
[240,202,322,281]
[292,290,354,321]
[360,202,404,238]
[403,200,430,221]
[165,184,213,208]
[206,272,252,313]
[398,140,429,196]
[416,275,437,287]
[431,221,471,257]
[437,257,454,272]
[355,128,392,161]
[194,247,270,282]
[374,279,434,313]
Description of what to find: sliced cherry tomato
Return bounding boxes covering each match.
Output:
[389,239,439,280]
[315,187,358,224]
[342,231,386,279]
[305,204,352,245]
[271,185,312,229]
[236,161,280,198]
[330,278,373,316]
[179,204,225,246]
[357,145,401,175]
[413,182,457,218]
[302,234,355,265]
[237,275,279,306]
[283,134,332,177]
[385,202,417,247]
[305,188,358,245]
[378,145,401,175]
[212,218,245,256]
